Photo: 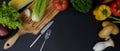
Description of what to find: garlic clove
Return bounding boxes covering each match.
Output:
[93,38,115,51]
[24,9,31,17]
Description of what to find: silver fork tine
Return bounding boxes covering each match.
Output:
[40,29,52,51]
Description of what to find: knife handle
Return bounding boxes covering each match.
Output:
[4,33,20,49]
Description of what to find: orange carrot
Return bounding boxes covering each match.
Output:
[103,0,113,3]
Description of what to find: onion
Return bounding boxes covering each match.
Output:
[0,24,9,38]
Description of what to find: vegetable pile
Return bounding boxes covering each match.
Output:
[0,1,23,30]
[52,0,120,50]
[92,0,120,50]
[93,0,120,23]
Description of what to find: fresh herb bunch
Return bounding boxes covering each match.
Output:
[70,0,93,13]
[0,1,23,30]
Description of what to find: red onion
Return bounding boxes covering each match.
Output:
[0,24,9,38]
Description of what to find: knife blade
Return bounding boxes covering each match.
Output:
[30,21,54,48]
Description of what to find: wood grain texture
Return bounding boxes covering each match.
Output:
[4,0,59,49]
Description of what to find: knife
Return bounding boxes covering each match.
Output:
[30,21,54,48]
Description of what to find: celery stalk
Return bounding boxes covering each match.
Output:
[38,0,49,20]
[32,0,49,22]
[31,0,42,22]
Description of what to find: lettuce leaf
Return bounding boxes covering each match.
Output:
[0,1,23,30]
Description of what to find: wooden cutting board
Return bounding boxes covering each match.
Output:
[4,0,59,49]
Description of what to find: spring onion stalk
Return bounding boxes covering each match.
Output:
[32,0,49,22]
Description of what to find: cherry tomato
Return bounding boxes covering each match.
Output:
[53,0,69,11]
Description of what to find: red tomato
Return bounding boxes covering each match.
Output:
[110,1,120,17]
[53,0,69,11]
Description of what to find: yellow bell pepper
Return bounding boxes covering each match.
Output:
[93,5,111,21]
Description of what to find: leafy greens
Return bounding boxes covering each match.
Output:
[70,0,93,13]
[0,1,23,30]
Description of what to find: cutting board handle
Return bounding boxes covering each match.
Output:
[4,34,20,49]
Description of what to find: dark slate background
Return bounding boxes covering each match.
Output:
[0,0,120,51]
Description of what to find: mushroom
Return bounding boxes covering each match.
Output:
[93,38,115,51]
[98,25,114,38]
[102,21,119,35]
[98,21,119,39]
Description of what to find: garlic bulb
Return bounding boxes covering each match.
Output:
[93,38,114,51]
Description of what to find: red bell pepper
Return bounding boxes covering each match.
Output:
[110,0,120,17]
[52,0,69,11]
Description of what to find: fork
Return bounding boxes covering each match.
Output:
[40,29,52,51]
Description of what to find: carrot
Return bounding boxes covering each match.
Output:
[103,0,113,3]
